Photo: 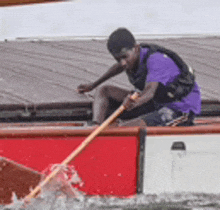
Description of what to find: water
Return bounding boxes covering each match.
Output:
[2,164,220,209]
[1,192,220,210]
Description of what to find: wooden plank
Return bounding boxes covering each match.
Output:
[0,126,141,138]
[147,125,220,135]
[0,0,63,7]
[0,157,41,204]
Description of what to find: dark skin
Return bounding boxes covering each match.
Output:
[77,44,159,117]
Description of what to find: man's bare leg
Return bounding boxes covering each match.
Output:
[93,85,130,124]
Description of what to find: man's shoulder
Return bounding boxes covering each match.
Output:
[147,51,172,66]
[140,43,171,64]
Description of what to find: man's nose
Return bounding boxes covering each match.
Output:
[120,59,127,67]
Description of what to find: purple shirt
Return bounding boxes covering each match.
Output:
[140,48,201,115]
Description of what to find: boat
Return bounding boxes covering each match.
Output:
[0,36,220,205]
[1,117,220,204]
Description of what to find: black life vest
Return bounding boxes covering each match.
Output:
[126,43,195,103]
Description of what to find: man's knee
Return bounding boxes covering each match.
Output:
[95,85,112,97]
[95,85,129,101]
[141,111,162,126]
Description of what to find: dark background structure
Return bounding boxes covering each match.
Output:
[0,36,219,121]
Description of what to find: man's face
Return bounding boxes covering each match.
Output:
[114,45,140,72]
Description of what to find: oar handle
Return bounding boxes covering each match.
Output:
[62,91,139,166]
[25,91,139,202]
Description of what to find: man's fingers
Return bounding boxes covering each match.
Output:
[76,88,85,94]
[76,84,93,94]
[123,95,134,110]
[123,92,140,110]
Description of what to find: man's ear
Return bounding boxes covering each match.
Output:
[134,44,140,53]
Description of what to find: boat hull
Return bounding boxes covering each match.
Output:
[1,122,220,204]
[0,127,145,204]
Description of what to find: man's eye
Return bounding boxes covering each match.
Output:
[115,55,127,62]
[119,56,127,61]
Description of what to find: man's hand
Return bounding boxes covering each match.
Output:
[123,82,158,110]
[77,83,94,94]
[122,94,139,111]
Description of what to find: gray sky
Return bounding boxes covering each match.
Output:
[0,0,220,40]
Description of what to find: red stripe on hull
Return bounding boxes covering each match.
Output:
[1,135,139,196]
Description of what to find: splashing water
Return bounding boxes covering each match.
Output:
[40,164,85,199]
[2,192,220,210]
[2,165,220,209]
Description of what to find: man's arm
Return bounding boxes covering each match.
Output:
[77,63,124,93]
[123,82,159,110]
[137,82,159,104]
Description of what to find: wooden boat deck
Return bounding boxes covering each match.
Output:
[0,36,220,121]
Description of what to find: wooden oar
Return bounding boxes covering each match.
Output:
[24,91,139,202]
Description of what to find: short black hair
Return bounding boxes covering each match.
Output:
[107,28,136,56]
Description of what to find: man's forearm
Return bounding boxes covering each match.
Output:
[92,63,124,88]
[135,82,159,106]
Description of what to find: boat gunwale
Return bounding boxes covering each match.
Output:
[0,126,142,138]
[0,123,219,138]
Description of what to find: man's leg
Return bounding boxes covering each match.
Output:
[120,107,193,127]
[92,85,130,124]
[141,107,195,126]
[140,107,174,126]
[120,99,155,120]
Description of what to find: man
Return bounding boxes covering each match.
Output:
[77,28,201,126]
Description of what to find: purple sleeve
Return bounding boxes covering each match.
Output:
[145,51,201,115]
[146,52,180,86]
